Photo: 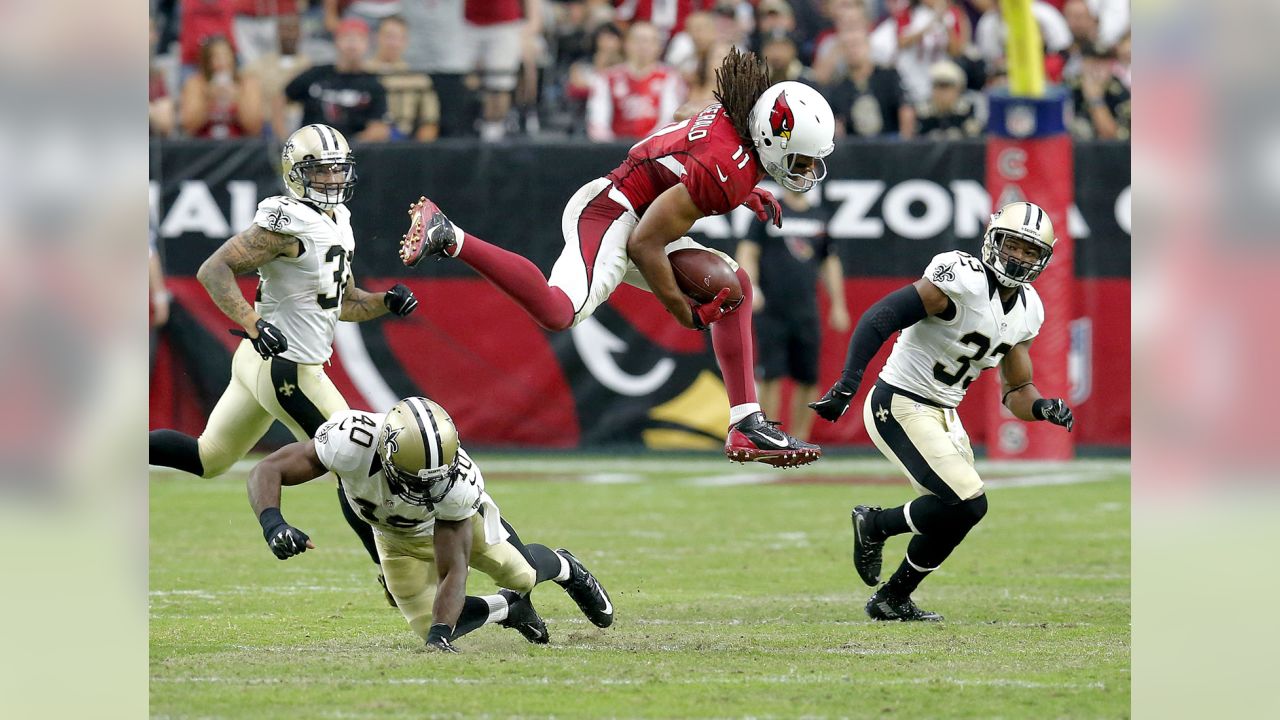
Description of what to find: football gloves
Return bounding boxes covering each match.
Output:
[743,187,783,228]
[425,624,459,653]
[230,318,289,360]
[1032,398,1075,432]
[384,283,419,316]
[690,288,734,331]
[809,376,860,422]
[258,508,312,560]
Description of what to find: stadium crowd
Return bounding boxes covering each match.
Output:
[150,0,1129,143]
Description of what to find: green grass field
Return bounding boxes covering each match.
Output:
[150,455,1130,719]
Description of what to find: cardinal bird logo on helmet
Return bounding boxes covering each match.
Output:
[770,92,795,140]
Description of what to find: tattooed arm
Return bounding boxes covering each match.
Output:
[196,225,299,335]
[339,274,389,322]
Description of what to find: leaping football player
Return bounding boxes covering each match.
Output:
[810,201,1076,621]
[247,396,615,652]
[149,124,420,605]
[399,49,834,468]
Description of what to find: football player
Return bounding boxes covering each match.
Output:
[399,48,834,468]
[810,201,1075,621]
[149,124,420,602]
[247,397,615,652]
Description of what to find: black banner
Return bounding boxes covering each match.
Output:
[150,138,1130,279]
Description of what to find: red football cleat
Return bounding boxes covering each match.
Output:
[400,195,458,267]
[724,411,822,467]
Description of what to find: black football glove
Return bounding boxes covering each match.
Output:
[1032,398,1074,432]
[230,318,289,360]
[808,375,860,422]
[258,508,312,560]
[384,283,419,317]
[425,624,459,653]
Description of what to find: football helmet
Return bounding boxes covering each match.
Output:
[746,81,835,192]
[281,124,357,209]
[377,397,461,506]
[981,201,1056,287]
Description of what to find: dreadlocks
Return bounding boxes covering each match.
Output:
[714,47,770,145]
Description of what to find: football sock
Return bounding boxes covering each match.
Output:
[455,232,575,331]
[729,403,762,426]
[336,483,381,565]
[148,430,204,476]
[451,594,509,639]
[712,269,759,409]
[883,534,958,597]
[527,543,569,584]
[870,503,913,539]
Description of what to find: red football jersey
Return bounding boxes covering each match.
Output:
[465,0,522,25]
[606,103,765,218]
[587,65,685,143]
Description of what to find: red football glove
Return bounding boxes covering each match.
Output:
[743,187,782,228]
[690,288,735,331]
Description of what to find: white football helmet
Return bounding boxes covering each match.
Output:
[281,124,357,209]
[746,81,835,192]
[981,201,1057,287]
[377,397,461,507]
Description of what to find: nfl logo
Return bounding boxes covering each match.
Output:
[1006,105,1037,138]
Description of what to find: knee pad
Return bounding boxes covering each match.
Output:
[958,494,988,529]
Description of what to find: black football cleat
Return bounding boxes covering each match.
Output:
[400,196,458,267]
[497,589,549,644]
[724,411,822,467]
[865,589,944,622]
[851,505,886,587]
[555,548,614,628]
[378,573,398,608]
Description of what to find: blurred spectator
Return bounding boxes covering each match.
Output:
[1113,30,1129,89]
[552,0,600,69]
[285,19,392,142]
[246,12,312,139]
[1065,41,1129,140]
[973,0,1071,83]
[149,226,169,373]
[150,18,176,137]
[179,0,238,72]
[762,35,808,85]
[665,11,719,83]
[366,16,441,141]
[234,0,302,64]
[1085,0,1128,50]
[613,0,706,43]
[565,23,625,131]
[810,0,869,85]
[398,0,470,137]
[735,187,849,443]
[754,0,798,49]
[915,59,984,139]
[823,29,915,138]
[711,0,755,48]
[324,0,404,36]
[587,21,684,141]
[179,35,265,138]
[680,41,732,112]
[884,0,969,105]
[462,0,542,142]
[1059,0,1096,81]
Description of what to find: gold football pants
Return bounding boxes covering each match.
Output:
[864,382,984,503]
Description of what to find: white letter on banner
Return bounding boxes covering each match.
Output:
[950,180,991,238]
[228,181,259,231]
[826,180,885,238]
[882,180,951,240]
[159,180,229,238]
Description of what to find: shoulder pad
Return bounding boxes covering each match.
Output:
[314,410,382,475]
[1021,285,1046,337]
[433,449,483,522]
[253,196,309,236]
[922,250,987,302]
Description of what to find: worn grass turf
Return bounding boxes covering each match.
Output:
[150,456,1130,719]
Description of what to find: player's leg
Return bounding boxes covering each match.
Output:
[786,317,822,442]
[754,313,787,422]
[455,515,550,643]
[150,342,276,478]
[481,518,615,629]
[251,357,383,573]
[859,384,988,620]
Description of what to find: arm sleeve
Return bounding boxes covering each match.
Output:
[838,284,928,386]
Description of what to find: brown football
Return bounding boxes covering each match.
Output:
[668,249,743,306]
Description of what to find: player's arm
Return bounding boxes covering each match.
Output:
[627,183,706,329]
[999,340,1074,431]
[820,252,851,332]
[733,238,764,313]
[341,274,418,321]
[809,279,947,421]
[196,224,298,336]
[428,517,473,645]
[247,440,328,559]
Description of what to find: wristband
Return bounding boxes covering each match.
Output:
[1031,398,1051,420]
[258,507,286,538]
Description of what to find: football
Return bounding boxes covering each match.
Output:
[669,249,743,306]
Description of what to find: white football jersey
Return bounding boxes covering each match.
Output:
[879,250,1045,408]
[312,410,507,544]
[252,196,355,364]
